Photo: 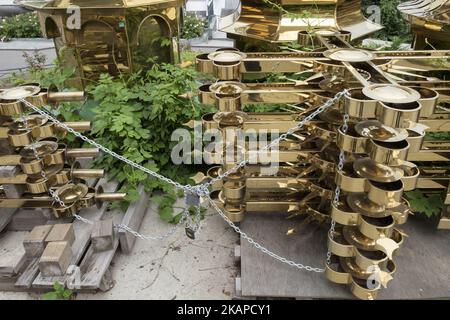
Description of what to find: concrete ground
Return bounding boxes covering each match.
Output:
[0,200,239,300]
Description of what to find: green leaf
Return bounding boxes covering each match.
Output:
[42,292,59,300]
[405,190,444,218]
[159,206,175,222]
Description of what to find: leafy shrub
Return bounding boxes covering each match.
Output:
[88,62,212,216]
[181,13,208,40]
[362,0,412,42]
[0,12,42,39]
[42,282,73,300]
[405,190,445,218]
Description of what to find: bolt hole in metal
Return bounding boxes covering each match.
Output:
[369,180,403,192]
[361,215,395,227]
[382,101,421,111]
[199,84,211,93]
[371,139,409,151]
[358,249,388,261]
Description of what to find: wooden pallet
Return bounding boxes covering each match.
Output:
[0,180,150,293]
[235,213,450,299]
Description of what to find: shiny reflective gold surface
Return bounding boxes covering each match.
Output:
[218,0,383,46]
[398,0,450,49]
[22,0,183,88]
[0,84,125,219]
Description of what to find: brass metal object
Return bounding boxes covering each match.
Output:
[398,0,450,49]
[218,0,383,45]
[21,0,183,89]
[0,85,41,100]
[353,158,404,183]
[355,121,409,143]
[367,140,410,165]
[0,84,121,220]
[192,10,450,299]
[323,48,375,63]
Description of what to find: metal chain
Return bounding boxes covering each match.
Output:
[115,209,190,241]
[19,89,348,273]
[204,90,349,188]
[327,113,350,265]
[19,111,82,223]
[19,98,204,195]
[208,197,324,273]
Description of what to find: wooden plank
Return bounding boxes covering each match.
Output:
[23,225,53,258]
[77,186,148,291]
[0,275,20,292]
[0,209,17,233]
[0,166,25,198]
[7,209,50,232]
[15,258,39,289]
[239,213,450,299]
[0,230,27,277]
[118,184,150,254]
[91,219,115,252]
[77,212,123,291]
[45,223,75,246]
[31,178,119,289]
[39,241,72,277]
[0,255,27,276]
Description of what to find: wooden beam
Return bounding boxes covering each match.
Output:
[23,225,53,258]
[118,184,150,254]
[31,178,119,289]
[39,241,72,277]
[91,219,115,252]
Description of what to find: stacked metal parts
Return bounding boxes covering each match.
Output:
[0,84,126,219]
[218,0,383,49]
[398,0,450,49]
[194,29,450,299]
[21,0,183,88]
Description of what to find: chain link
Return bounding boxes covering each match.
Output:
[204,90,348,188]
[208,197,324,272]
[19,111,85,224]
[19,89,348,273]
[327,112,350,265]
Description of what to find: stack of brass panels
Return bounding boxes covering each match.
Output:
[0,84,126,218]
[193,29,450,299]
[398,0,450,49]
[20,0,183,88]
[218,0,383,49]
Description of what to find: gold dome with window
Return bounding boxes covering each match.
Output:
[21,0,183,88]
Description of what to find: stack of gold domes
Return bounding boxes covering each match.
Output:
[326,84,431,299]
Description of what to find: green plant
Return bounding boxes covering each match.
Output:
[362,0,412,43]
[0,12,42,39]
[42,282,73,300]
[7,54,84,144]
[9,51,76,90]
[405,190,445,218]
[88,62,211,218]
[181,13,208,40]
[425,132,450,141]
[243,103,287,113]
